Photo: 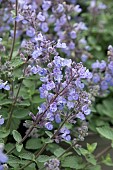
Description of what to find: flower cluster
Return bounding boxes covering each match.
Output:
[88,0,107,14]
[23,33,92,142]
[89,45,113,96]
[44,158,60,170]
[15,0,89,60]
[23,120,39,138]
[77,121,88,141]
[0,1,15,37]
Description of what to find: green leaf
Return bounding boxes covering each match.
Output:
[24,163,36,170]
[54,148,65,157]
[0,108,8,119]
[37,155,50,163]
[8,155,20,168]
[73,148,81,156]
[23,79,35,88]
[26,138,43,150]
[32,96,45,105]
[45,131,53,138]
[102,154,113,166]
[12,130,22,143]
[0,139,4,143]
[61,156,85,169]
[16,100,30,106]
[96,98,113,119]
[87,143,97,153]
[19,152,35,160]
[103,99,113,110]
[0,128,10,138]
[90,106,97,113]
[86,155,97,165]
[87,165,101,170]
[10,119,20,132]
[0,93,6,100]
[11,58,24,68]
[111,141,113,148]
[96,104,105,116]
[5,143,14,153]
[13,108,29,119]
[0,99,12,105]
[46,143,60,154]
[14,87,29,100]
[102,99,113,118]
[16,143,23,152]
[8,156,30,168]
[79,148,89,156]
[45,138,53,144]
[96,126,113,140]
[88,36,96,45]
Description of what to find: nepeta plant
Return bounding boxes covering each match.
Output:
[0,0,90,60]
[0,0,93,169]
[14,32,92,169]
[22,32,92,133]
[1,0,113,170]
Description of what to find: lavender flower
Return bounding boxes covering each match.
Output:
[45,122,53,130]
[60,127,71,141]
[92,74,100,83]
[31,48,42,59]
[56,40,67,49]
[76,112,85,120]
[100,81,108,91]
[37,12,46,22]
[44,158,60,170]
[41,22,49,32]
[0,165,4,170]
[26,27,35,37]
[50,103,57,113]
[74,5,82,13]
[55,113,61,124]
[91,60,100,69]
[0,144,8,164]
[70,30,77,39]
[81,54,88,62]
[42,1,51,11]
[0,116,4,126]
[0,81,10,91]
[82,105,91,115]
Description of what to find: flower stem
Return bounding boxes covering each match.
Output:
[5,60,27,131]
[19,114,72,170]
[5,82,22,130]
[95,145,111,159]
[9,0,18,61]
